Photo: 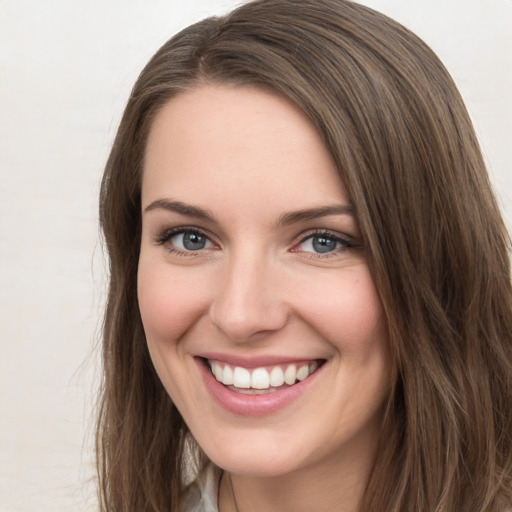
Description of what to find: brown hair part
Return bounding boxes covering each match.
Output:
[98,1,512,510]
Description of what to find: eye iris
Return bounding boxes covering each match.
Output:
[183,232,206,250]
[312,235,337,253]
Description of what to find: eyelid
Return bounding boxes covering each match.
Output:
[290,229,356,255]
[154,226,219,256]
[155,225,211,243]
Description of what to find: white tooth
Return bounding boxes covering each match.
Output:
[233,367,251,388]
[251,368,270,389]
[284,364,297,385]
[309,360,319,373]
[296,364,309,381]
[269,366,285,387]
[211,361,223,382]
[222,365,234,386]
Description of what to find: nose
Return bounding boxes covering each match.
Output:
[209,249,289,343]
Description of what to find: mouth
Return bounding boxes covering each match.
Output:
[204,358,324,395]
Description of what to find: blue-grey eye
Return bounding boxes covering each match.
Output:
[171,231,213,251]
[312,235,338,253]
[299,233,344,254]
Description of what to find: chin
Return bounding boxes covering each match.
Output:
[210,451,302,478]
[194,428,317,477]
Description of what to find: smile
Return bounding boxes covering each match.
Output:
[197,355,326,415]
[207,359,321,394]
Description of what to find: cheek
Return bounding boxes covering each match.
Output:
[297,267,387,353]
[136,262,214,411]
[137,262,210,346]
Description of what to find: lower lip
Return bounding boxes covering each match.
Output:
[196,358,323,416]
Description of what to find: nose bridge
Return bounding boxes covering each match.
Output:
[210,244,287,341]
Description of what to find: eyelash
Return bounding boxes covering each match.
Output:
[154,227,356,258]
[292,230,356,258]
[155,226,215,257]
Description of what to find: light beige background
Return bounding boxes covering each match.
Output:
[0,1,510,510]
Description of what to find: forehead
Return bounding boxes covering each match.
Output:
[142,85,349,214]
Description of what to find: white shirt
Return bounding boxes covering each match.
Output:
[182,464,222,512]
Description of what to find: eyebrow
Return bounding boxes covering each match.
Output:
[278,204,354,226]
[144,199,215,222]
[143,199,354,225]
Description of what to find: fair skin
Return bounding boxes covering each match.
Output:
[137,85,391,512]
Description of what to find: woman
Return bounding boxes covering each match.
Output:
[97,0,512,510]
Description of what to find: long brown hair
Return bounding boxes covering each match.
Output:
[97,1,512,510]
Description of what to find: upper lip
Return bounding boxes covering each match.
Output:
[197,352,325,369]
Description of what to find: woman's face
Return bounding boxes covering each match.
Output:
[138,85,391,477]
